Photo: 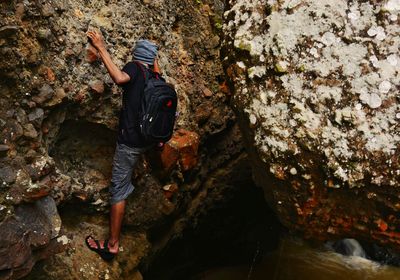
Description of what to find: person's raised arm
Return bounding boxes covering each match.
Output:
[87,30,130,85]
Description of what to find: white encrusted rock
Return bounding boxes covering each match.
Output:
[225,0,399,185]
[224,0,400,243]
[379,81,392,93]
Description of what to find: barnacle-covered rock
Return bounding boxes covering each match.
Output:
[223,0,400,246]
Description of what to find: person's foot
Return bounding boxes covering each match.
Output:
[86,236,119,253]
[85,236,119,261]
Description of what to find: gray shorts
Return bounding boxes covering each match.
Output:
[109,143,147,205]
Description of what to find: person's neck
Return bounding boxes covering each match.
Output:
[135,60,150,68]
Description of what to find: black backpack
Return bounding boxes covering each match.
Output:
[135,62,178,144]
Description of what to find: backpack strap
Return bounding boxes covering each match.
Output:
[134,61,162,82]
[134,61,149,85]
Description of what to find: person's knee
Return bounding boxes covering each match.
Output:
[109,183,134,205]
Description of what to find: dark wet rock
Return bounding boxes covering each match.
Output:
[24,149,38,163]
[16,196,61,247]
[15,109,27,124]
[332,238,366,258]
[0,196,64,278]
[0,145,9,157]
[28,108,44,127]
[124,174,173,228]
[0,218,32,271]
[0,145,9,152]
[0,166,16,184]
[364,243,400,266]
[9,122,24,141]
[0,26,19,39]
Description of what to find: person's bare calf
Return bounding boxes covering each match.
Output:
[86,200,126,255]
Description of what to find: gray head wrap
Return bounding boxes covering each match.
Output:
[132,40,158,65]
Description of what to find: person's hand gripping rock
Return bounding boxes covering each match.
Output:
[87,30,105,51]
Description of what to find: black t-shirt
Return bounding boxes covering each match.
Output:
[117,62,147,148]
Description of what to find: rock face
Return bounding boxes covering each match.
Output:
[2,0,398,277]
[224,0,400,247]
[0,197,65,280]
[0,0,243,279]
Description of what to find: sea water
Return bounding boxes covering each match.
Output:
[196,237,400,280]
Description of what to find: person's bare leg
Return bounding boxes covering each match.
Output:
[108,200,126,251]
[87,200,126,254]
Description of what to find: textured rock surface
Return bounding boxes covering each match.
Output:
[0,0,244,278]
[223,0,400,247]
[0,197,65,280]
[160,129,200,173]
[3,0,399,277]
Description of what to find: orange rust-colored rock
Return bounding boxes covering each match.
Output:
[201,86,213,97]
[46,68,56,82]
[219,81,231,95]
[39,66,56,82]
[377,219,388,232]
[159,143,179,173]
[25,187,50,201]
[160,129,200,172]
[162,183,179,200]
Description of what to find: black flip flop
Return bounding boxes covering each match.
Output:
[85,235,115,261]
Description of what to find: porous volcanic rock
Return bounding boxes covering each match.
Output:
[223,0,400,247]
[0,0,243,278]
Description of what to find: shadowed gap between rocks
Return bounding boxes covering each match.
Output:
[49,119,117,202]
[143,178,284,280]
[49,119,116,177]
[24,107,285,279]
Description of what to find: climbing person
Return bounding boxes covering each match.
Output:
[84,29,163,261]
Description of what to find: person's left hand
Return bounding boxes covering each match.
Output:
[87,30,105,50]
